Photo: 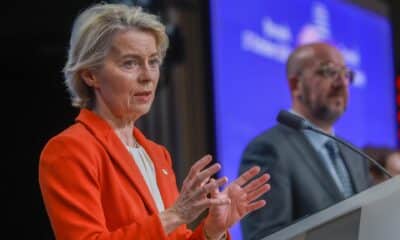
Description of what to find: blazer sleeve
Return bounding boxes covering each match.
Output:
[239,136,292,240]
[39,136,170,240]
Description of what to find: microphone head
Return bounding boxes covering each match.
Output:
[276,110,311,130]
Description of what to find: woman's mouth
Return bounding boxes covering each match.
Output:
[134,91,152,103]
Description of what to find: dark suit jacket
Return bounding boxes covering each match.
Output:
[239,124,372,240]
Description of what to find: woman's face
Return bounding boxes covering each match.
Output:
[88,29,160,122]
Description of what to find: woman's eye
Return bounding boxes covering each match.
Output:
[149,59,161,67]
[123,60,138,68]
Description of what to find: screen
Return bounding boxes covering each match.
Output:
[209,0,395,239]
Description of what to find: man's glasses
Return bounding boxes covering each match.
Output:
[315,65,355,84]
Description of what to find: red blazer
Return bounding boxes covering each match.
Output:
[39,109,207,240]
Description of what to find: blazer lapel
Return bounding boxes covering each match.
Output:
[338,142,367,193]
[76,109,158,214]
[283,126,344,201]
[134,129,177,208]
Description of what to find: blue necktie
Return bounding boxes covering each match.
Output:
[324,140,354,198]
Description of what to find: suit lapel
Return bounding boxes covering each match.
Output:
[76,109,158,214]
[338,142,366,193]
[283,126,344,201]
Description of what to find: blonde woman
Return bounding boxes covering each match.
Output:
[39,3,270,240]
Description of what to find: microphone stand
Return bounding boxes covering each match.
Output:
[304,125,393,179]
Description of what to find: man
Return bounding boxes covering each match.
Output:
[363,146,400,184]
[239,42,372,240]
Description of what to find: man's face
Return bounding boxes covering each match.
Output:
[386,153,400,176]
[297,46,353,123]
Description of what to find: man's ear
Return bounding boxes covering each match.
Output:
[80,69,99,88]
[289,75,303,101]
[289,75,300,92]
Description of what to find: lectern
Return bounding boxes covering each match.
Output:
[262,176,400,240]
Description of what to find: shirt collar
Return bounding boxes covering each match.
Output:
[289,109,335,149]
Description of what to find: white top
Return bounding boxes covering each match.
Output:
[127,144,165,212]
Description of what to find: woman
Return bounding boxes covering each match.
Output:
[39,3,270,240]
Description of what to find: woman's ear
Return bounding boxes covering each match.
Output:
[80,69,99,88]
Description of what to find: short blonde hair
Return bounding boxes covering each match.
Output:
[63,3,169,108]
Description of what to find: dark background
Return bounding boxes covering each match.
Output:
[2,0,399,239]
[3,2,90,238]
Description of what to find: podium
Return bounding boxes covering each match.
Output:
[262,176,400,240]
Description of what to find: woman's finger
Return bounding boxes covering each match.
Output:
[243,173,270,193]
[234,166,261,186]
[209,178,220,198]
[183,163,222,191]
[192,163,221,186]
[186,155,213,180]
[181,155,216,191]
[200,176,211,187]
[193,196,231,210]
[245,199,267,213]
[190,176,227,198]
[246,184,271,203]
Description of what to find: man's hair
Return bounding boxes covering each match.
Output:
[286,43,317,79]
[286,42,338,80]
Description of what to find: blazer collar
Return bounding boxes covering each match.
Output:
[76,109,160,213]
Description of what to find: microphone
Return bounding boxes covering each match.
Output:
[277,110,393,178]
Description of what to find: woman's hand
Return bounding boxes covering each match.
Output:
[159,155,230,234]
[204,166,271,239]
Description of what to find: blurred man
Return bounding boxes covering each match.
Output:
[363,146,400,184]
[239,42,372,240]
